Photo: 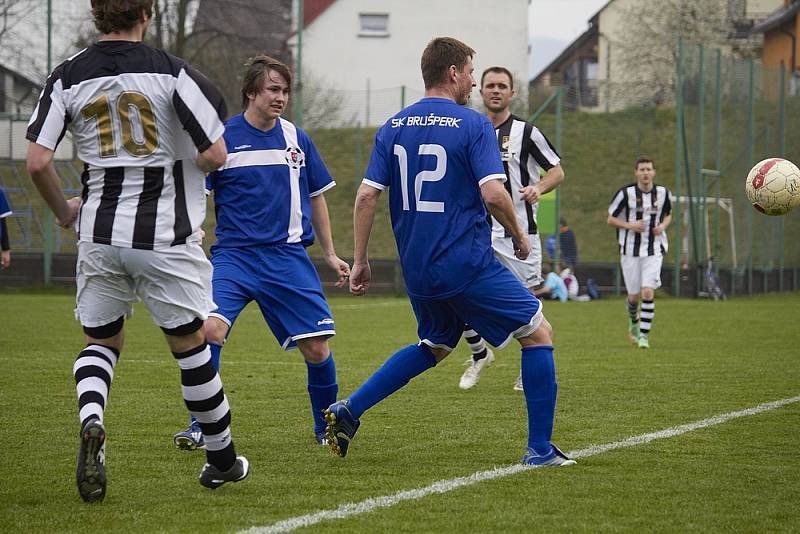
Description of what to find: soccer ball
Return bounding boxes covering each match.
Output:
[745,158,800,216]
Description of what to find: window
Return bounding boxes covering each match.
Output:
[359,13,389,37]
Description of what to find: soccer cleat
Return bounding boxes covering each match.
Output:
[76,418,107,503]
[458,348,495,390]
[637,336,650,349]
[628,317,640,344]
[174,421,205,451]
[521,443,576,467]
[513,373,524,392]
[324,399,361,458]
[199,456,250,489]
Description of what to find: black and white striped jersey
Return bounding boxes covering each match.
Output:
[26,41,226,249]
[490,114,560,237]
[608,183,672,256]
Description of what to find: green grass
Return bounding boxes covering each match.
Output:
[1,292,799,532]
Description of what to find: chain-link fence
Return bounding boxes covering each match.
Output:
[2,45,799,295]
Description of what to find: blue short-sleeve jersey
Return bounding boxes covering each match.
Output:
[207,114,335,248]
[0,189,11,219]
[364,97,506,299]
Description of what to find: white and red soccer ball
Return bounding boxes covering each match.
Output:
[745,158,800,216]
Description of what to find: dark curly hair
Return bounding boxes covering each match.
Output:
[91,0,153,34]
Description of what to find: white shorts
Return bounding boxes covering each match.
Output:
[75,241,215,330]
[492,233,543,289]
[620,254,663,294]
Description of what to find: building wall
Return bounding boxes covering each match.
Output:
[761,15,800,71]
[298,0,528,125]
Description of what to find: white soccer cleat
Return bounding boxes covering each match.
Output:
[513,373,524,392]
[459,349,495,390]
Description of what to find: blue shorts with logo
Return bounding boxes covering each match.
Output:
[410,257,543,351]
[209,243,335,350]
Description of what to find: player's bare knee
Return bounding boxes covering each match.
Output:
[162,317,205,353]
[298,336,331,363]
[83,316,125,351]
[641,287,655,300]
[519,318,553,347]
[204,317,229,346]
[429,346,450,362]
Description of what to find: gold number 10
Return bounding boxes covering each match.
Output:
[81,91,159,158]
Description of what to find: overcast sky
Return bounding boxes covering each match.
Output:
[529,0,609,78]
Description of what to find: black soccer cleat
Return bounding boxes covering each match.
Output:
[199,455,250,489]
[76,418,107,503]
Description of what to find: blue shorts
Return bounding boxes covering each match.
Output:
[209,244,335,350]
[410,258,543,351]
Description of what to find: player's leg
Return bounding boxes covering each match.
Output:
[72,242,137,502]
[494,234,543,391]
[296,336,338,444]
[637,256,663,349]
[324,298,458,457]
[457,258,574,466]
[253,243,339,443]
[620,255,642,343]
[174,248,251,450]
[125,245,248,488]
[458,324,494,390]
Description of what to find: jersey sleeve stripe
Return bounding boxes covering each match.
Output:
[173,67,226,152]
[528,126,560,170]
[362,178,387,191]
[26,77,67,150]
[309,181,336,197]
[478,173,507,186]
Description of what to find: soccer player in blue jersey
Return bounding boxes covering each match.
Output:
[173,54,350,449]
[324,37,575,467]
[0,188,11,269]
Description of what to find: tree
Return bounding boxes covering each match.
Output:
[605,0,760,108]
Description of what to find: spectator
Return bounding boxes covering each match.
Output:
[558,217,578,271]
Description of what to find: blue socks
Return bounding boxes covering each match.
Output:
[306,354,338,434]
[521,345,557,455]
[348,344,437,418]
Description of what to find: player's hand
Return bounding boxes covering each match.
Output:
[630,220,647,233]
[57,197,82,228]
[513,236,530,260]
[349,261,371,296]
[0,250,9,269]
[652,224,664,236]
[518,185,541,204]
[326,254,351,288]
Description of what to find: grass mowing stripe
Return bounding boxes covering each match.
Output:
[240,394,800,534]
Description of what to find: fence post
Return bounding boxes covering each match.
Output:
[695,43,706,294]
[673,38,684,297]
[746,58,755,296]
[778,64,786,291]
[713,49,722,275]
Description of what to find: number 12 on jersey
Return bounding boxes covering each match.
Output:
[393,143,446,213]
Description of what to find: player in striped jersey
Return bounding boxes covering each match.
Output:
[607,156,673,349]
[25,0,248,502]
[172,55,350,450]
[0,188,11,269]
[458,66,564,391]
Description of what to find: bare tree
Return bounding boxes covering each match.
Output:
[606,0,760,108]
[0,0,34,43]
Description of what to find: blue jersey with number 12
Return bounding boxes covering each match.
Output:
[364,97,506,299]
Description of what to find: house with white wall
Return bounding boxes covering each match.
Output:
[293,0,529,126]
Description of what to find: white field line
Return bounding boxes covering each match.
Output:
[239,395,800,534]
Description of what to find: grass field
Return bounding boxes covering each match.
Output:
[1,292,799,533]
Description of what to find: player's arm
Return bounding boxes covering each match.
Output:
[653,213,672,236]
[196,137,227,173]
[519,165,564,204]
[311,193,351,288]
[26,143,80,228]
[481,179,529,259]
[0,217,9,269]
[606,213,645,233]
[351,183,381,295]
